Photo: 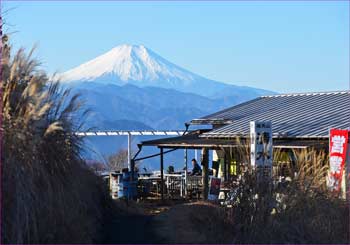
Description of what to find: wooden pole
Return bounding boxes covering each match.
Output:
[223,153,227,181]
[160,147,164,201]
[184,149,188,196]
[201,148,209,200]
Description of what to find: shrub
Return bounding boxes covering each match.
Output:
[229,147,349,244]
[1,36,111,243]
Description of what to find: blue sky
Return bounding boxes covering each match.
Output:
[3,1,349,93]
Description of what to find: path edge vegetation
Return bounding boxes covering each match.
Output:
[1,31,115,243]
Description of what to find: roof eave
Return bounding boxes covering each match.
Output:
[201,133,330,140]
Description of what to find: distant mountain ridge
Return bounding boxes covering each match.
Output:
[59,44,275,163]
[72,83,222,130]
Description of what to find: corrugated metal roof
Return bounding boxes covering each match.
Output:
[195,91,350,138]
[141,130,233,149]
[141,130,329,149]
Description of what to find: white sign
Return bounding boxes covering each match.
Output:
[110,173,120,199]
[250,121,273,181]
[250,121,273,167]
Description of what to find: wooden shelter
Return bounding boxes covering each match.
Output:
[137,91,350,200]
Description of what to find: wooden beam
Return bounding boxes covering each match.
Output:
[223,153,227,181]
[201,148,209,200]
[74,130,185,136]
[148,144,238,149]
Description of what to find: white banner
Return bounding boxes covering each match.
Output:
[250,121,273,182]
[250,121,273,167]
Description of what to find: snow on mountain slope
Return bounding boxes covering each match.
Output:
[60,44,199,87]
[59,44,273,98]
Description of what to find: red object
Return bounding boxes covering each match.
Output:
[209,177,221,196]
[328,129,349,192]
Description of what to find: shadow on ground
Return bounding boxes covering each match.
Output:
[101,199,234,244]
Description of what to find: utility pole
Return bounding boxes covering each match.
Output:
[127,133,131,171]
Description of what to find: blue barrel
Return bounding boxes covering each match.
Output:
[118,181,137,198]
[118,171,138,199]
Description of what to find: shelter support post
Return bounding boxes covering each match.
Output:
[201,148,209,200]
[160,147,164,201]
[223,153,227,181]
[130,159,135,181]
[128,133,131,170]
[184,149,188,196]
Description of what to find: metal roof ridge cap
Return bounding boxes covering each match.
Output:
[261,90,350,98]
[195,97,264,120]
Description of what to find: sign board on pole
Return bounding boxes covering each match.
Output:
[208,177,221,200]
[250,121,273,181]
[346,138,350,200]
[327,129,349,193]
[109,172,121,199]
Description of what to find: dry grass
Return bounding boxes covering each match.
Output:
[1,36,112,243]
[229,142,349,244]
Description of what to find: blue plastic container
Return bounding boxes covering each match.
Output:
[118,171,138,199]
[118,181,138,198]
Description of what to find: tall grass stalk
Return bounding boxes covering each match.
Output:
[2,37,111,243]
[229,139,349,244]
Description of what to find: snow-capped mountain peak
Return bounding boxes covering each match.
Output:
[60,44,198,86]
[59,44,273,98]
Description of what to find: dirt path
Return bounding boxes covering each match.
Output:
[101,200,171,244]
[103,213,156,244]
[102,200,232,244]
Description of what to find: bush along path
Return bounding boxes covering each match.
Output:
[1,34,112,244]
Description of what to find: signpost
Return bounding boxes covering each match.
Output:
[250,121,273,182]
[346,138,350,200]
[109,172,120,199]
[327,129,349,197]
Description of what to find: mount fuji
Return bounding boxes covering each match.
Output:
[59,44,271,98]
[59,44,274,164]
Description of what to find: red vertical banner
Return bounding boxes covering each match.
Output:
[327,129,349,192]
[208,177,221,200]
